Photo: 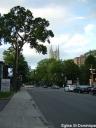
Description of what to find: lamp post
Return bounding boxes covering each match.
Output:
[54,73,57,85]
[77,77,79,86]
[64,76,67,87]
[61,73,64,87]
[89,65,95,86]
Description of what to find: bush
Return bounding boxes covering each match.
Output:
[0,92,13,99]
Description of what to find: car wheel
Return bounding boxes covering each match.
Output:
[90,91,94,95]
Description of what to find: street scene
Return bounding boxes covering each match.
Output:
[28,87,96,128]
[0,0,96,128]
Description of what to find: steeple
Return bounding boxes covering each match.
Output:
[49,45,53,59]
[49,45,60,60]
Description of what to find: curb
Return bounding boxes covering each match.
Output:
[27,90,55,128]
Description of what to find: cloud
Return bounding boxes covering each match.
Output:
[32,7,63,19]
[73,16,86,20]
[47,32,89,60]
[0,0,26,14]
[84,24,95,33]
[23,44,48,69]
[31,5,70,23]
[84,24,96,39]
[22,24,96,67]
[78,0,88,3]
[65,34,88,47]
[0,0,96,69]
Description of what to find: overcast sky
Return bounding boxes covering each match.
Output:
[0,0,96,69]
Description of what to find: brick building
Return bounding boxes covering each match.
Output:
[74,55,86,66]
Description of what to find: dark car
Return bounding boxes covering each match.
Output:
[43,85,48,88]
[90,87,96,95]
[86,86,93,93]
[73,86,91,93]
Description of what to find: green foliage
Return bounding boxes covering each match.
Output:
[0,6,54,91]
[0,92,13,99]
[85,50,96,57]
[0,6,54,54]
[34,59,80,86]
[79,65,90,85]
[63,60,80,82]
[32,51,96,86]
[28,51,96,86]
[80,54,96,85]
[3,47,30,82]
[85,55,96,68]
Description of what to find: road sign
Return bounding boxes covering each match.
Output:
[1,79,10,92]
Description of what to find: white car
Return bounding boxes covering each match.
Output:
[24,85,34,88]
[64,85,76,92]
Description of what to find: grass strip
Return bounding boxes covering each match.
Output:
[0,92,13,99]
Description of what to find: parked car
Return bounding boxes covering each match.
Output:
[64,85,76,92]
[73,85,91,93]
[86,86,93,93]
[43,85,48,88]
[90,87,96,95]
[24,85,34,88]
[51,85,60,89]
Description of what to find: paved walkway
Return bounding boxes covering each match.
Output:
[0,88,49,128]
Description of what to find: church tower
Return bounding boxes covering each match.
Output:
[49,45,60,60]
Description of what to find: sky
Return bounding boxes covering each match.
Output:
[0,0,96,69]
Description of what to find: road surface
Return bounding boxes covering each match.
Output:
[28,87,96,128]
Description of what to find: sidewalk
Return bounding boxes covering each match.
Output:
[0,88,50,128]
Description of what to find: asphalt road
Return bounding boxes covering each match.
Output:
[28,87,96,128]
[0,99,9,111]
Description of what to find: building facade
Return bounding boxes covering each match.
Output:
[74,55,86,66]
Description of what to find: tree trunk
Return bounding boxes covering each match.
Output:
[13,44,19,91]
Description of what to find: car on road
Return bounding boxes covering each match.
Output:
[24,85,34,88]
[51,85,60,89]
[86,86,93,93]
[43,85,48,88]
[73,85,91,93]
[90,87,96,95]
[64,85,76,92]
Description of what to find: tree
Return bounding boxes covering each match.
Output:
[79,64,90,85]
[35,59,64,87]
[85,55,96,69]
[85,50,96,57]
[0,6,54,91]
[62,60,80,84]
[82,55,96,85]
[3,47,30,83]
[36,59,53,86]
[48,59,63,86]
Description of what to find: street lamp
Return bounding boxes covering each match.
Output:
[89,65,95,86]
[64,76,67,87]
[77,77,79,86]
[61,73,64,87]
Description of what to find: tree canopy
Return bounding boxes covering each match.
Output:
[3,47,30,83]
[34,59,80,86]
[0,6,54,91]
[0,6,54,54]
[85,55,96,68]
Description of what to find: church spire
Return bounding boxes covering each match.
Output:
[49,45,60,60]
